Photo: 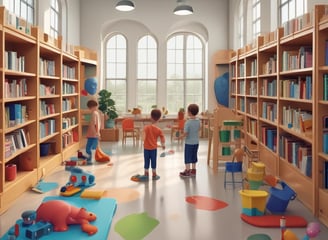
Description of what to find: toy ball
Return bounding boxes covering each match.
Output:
[284,229,299,240]
[84,77,98,95]
[306,222,320,237]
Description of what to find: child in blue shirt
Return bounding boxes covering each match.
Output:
[179,104,200,177]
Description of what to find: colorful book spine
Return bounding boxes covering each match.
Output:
[323,132,328,154]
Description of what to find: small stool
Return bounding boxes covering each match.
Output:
[224,148,245,189]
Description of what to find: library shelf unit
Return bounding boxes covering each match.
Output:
[75,47,98,148]
[229,5,328,222]
[0,6,98,213]
[315,7,328,227]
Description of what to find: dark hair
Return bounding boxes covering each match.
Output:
[151,109,162,121]
[87,99,98,108]
[188,104,199,116]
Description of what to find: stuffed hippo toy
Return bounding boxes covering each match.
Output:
[36,200,97,235]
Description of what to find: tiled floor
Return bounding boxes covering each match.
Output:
[1,135,328,239]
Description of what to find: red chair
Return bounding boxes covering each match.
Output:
[121,118,139,146]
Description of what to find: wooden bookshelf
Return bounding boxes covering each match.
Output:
[0,6,98,213]
[229,5,328,225]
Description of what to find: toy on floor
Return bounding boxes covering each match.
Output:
[7,210,53,240]
[60,167,95,196]
[130,174,149,182]
[63,150,88,166]
[36,200,97,235]
[160,149,175,157]
[95,146,110,162]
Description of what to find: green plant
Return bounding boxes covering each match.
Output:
[98,89,119,120]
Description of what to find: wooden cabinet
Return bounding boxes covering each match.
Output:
[0,7,98,213]
[229,5,328,221]
[315,5,328,227]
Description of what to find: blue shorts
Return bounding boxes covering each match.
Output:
[86,138,98,155]
[184,144,198,164]
[144,149,157,169]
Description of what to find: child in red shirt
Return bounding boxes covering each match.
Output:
[140,109,165,181]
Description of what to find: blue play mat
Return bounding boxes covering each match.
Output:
[1,196,117,240]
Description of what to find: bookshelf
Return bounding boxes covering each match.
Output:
[229,5,328,225]
[0,6,98,213]
[316,5,328,227]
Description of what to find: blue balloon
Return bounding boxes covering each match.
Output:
[84,77,98,95]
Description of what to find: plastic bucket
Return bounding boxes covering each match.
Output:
[219,130,230,142]
[266,181,296,213]
[40,143,50,157]
[222,146,231,155]
[247,169,265,181]
[248,180,263,190]
[251,162,266,172]
[239,190,268,216]
[225,162,242,172]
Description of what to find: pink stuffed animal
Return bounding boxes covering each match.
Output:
[36,200,97,235]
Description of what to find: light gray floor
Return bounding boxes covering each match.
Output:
[1,136,328,239]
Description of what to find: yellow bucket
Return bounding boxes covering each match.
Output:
[239,190,268,216]
[247,169,265,181]
[251,162,265,173]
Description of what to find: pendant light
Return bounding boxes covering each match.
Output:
[174,0,193,15]
[115,0,135,12]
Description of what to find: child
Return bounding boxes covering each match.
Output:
[140,108,165,181]
[179,104,200,177]
[86,99,101,165]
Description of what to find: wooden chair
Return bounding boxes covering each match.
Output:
[121,118,139,146]
[171,119,185,143]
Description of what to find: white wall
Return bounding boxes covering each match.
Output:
[78,0,229,112]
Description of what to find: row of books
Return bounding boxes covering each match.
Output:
[282,46,312,71]
[5,51,25,72]
[39,58,56,76]
[262,102,277,122]
[261,55,277,75]
[238,98,245,112]
[40,101,56,116]
[324,161,328,189]
[323,74,328,100]
[249,80,257,96]
[282,12,312,36]
[279,135,312,177]
[5,103,27,128]
[280,76,312,100]
[247,119,257,137]
[62,130,75,148]
[239,63,245,77]
[62,64,76,79]
[261,127,277,152]
[62,82,76,95]
[250,59,257,76]
[2,7,32,35]
[40,84,56,96]
[248,101,257,116]
[239,80,245,94]
[62,117,77,129]
[40,119,56,139]
[4,78,28,98]
[5,129,29,158]
[261,79,277,97]
[62,98,76,112]
[281,106,312,133]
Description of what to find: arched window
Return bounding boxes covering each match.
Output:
[279,0,306,25]
[105,34,127,113]
[252,0,261,39]
[50,0,60,38]
[166,34,204,113]
[137,35,157,113]
[3,0,35,24]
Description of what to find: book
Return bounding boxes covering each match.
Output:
[323,132,328,154]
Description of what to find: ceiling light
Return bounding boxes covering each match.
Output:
[174,0,193,15]
[115,0,135,12]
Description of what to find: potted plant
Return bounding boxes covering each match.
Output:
[98,89,119,128]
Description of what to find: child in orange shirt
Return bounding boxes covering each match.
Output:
[86,99,101,165]
[139,109,165,181]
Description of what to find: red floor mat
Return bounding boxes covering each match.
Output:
[241,214,307,228]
